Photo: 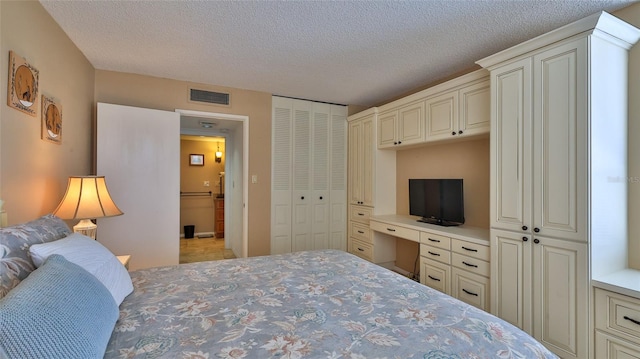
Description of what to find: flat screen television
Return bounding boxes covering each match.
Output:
[409,179,465,226]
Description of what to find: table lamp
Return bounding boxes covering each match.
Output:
[53,176,123,239]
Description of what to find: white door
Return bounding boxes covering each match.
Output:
[292,100,313,251]
[97,103,180,270]
[329,105,347,251]
[312,103,330,250]
[271,98,293,254]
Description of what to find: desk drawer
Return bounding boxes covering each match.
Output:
[451,238,489,261]
[370,221,419,242]
[349,238,373,262]
[420,244,451,265]
[452,268,489,311]
[421,257,450,294]
[350,206,372,224]
[451,252,489,277]
[349,222,371,242]
[596,288,640,344]
[420,232,451,250]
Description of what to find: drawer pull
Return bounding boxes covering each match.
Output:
[624,316,640,326]
[357,247,365,252]
[462,289,478,297]
[428,238,441,243]
[461,246,478,252]
[387,228,396,232]
[357,230,365,234]
[427,251,440,257]
[357,213,364,216]
[462,261,478,268]
[427,275,441,282]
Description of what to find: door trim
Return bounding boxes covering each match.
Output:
[175,109,249,258]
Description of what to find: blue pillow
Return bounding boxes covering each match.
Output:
[0,254,119,359]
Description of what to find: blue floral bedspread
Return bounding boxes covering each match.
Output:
[105,250,557,359]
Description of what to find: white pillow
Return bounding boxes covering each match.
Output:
[29,233,133,305]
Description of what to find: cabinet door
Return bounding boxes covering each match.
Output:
[532,39,587,242]
[348,120,363,205]
[451,268,490,312]
[292,99,313,251]
[421,257,450,294]
[532,236,588,359]
[397,101,424,145]
[596,331,640,359]
[425,91,458,141]
[311,103,330,250]
[329,105,347,251]
[361,116,375,207]
[459,80,490,137]
[377,110,397,148]
[271,97,293,254]
[490,58,533,232]
[490,229,532,332]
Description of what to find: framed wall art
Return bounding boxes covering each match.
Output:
[190,154,204,166]
[41,95,62,144]
[7,51,39,116]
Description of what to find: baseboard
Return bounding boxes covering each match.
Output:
[181,231,215,239]
[392,265,420,282]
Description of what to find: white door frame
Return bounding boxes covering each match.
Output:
[175,109,249,258]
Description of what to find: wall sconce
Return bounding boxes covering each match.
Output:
[215,143,222,163]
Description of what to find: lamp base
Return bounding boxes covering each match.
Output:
[74,219,97,240]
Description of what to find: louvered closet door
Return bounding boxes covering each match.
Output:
[292,99,313,251]
[329,105,347,251]
[311,103,330,250]
[271,97,293,254]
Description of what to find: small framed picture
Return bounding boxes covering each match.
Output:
[190,154,204,166]
[41,95,62,144]
[7,50,39,117]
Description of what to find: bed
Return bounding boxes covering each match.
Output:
[0,215,558,359]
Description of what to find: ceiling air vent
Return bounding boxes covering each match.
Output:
[189,88,230,106]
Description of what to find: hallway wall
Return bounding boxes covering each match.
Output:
[180,137,225,236]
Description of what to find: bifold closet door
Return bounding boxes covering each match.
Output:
[96,103,180,270]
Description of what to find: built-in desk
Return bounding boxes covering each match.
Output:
[366,214,491,311]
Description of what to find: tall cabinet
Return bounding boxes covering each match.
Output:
[271,96,348,254]
[477,12,639,359]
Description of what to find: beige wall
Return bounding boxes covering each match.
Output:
[94,70,272,256]
[180,138,225,235]
[613,3,640,268]
[0,1,94,225]
[394,137,490,271]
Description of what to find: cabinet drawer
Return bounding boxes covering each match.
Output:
[349,222,371,242]
[370,221,419,242]
[420,244,451,264]
[420,232,451,250]
[349,206,372,224]
[596,331,640,359]
[451,268,489,311]
[421,257,450,294]
[596,288,640,343]
[451,252,489,277]
[451,238,489,261]
[349,238,373,262]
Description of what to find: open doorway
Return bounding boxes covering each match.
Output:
[176,109,249,259]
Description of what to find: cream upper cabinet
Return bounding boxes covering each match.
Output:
[377,101,424,149]
[348,113,375,207]
[425,80,490,142]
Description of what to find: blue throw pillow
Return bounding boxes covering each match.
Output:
[0,254,119,359]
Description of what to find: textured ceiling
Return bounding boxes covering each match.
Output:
[40,0,636,107]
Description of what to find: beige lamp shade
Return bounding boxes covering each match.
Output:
[54,176,123,239]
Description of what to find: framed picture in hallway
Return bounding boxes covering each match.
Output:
[189,154,204,166]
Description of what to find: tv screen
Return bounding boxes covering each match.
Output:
[409,179,464,226]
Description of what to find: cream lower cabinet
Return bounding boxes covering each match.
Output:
[491,229,588,359]
[595,288,640,359]
[420,231,490,312]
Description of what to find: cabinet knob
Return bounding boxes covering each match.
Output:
[301,196,305,200]
[398,141,402,144]
[458,130,463,134]
[394,141,398,145]
[451,131,456,136]
[533,238,540,244]
[522,226,528,231]
[534,227,540,233]
[522,236,528,242]
[319,196,323,200]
